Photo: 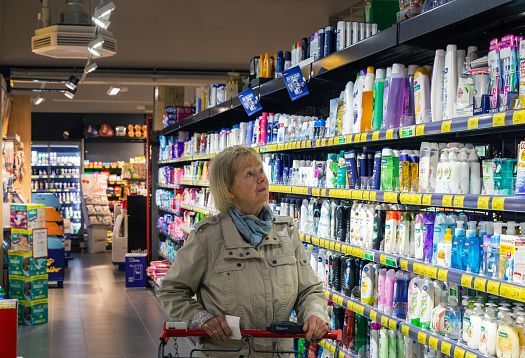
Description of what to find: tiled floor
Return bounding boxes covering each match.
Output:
[18,252,193,358]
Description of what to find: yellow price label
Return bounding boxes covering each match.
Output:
[441,342,452,356]
[487,280,500,296]
[363,191,371,201]
[380,255,387,265]
[461,274,473,288]
[328,138,334,146]
[384,192,398,203]
[312,188,321,196]
[454,347,466,358]
[477,196,490,210]
[413,263,427,276]
[429,336,439,351]
[467,116,479,130]
[425,266,438,279]
[345,135,353,143]
[442,195,454,207]
[370,310,378,322]
[315,139,321,147]
[329,241,336,251]
[416,124,425,136]
[417,331,427,345]
[370,191,377,201]
[311,236,320,246]
[493,112,506,127]
[401,324,410,337]
[465,353,477,358]
[474,277,487,291]
[372,131,380,141]
[388,319,397,331]
[453,195,465,208]
[400,259,409,271]
[438,269,449,282]
[334,242,342,253]
[441,120,452,133]
[353,247,364,259]
[361,133,367,142]
[513,110,525,125]
[354,133,362,143]
[354,304,365,316]
[500,283,520,301]
[386,128,395,140]
[381,315,389,327]
[422,194,433,206]
[492,197,505,211]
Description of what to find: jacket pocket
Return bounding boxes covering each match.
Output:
[214,262,245,315]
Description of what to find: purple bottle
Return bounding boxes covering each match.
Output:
[384,63,406,129]
[423,212,436,264]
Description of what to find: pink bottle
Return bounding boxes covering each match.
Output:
[377,268,387,312]
[259,112,268,145]
[384,269,396,315]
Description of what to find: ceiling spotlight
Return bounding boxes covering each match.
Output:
[88,36,104,57]
[65,75,79,91]
[64,89,76,99]
[93,1,116,19]
[107,86,121,96]
[33,96,45,105]
[91,16,111,30]
[84,62,98,74]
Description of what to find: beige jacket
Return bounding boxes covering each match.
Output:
[157,212,328,357]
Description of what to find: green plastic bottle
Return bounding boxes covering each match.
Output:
[372,68,385,130]
[354,314,368,355]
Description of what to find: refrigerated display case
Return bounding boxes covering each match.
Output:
[31,142,83,235]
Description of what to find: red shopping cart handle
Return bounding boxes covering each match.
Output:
[160,322,342,343]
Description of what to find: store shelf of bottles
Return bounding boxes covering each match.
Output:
[301,232,525,304]
[319,340,357,358]
[158,183,180,189]
[179,203,218,217]
[271,185,525,214]
[324,290,481,358]
[159,206,177,215]
[31,188,80,193]
[108,180,126,185]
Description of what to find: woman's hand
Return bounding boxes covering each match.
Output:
[202,316,232,342]
[303,315,329,341]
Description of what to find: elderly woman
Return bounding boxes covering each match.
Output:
[157,146,328,357]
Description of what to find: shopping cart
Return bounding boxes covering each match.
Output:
[158,321,342,357]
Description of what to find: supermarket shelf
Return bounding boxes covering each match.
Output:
[158,206,177,214]
[31,175,48,179]
[325,289,482,358]
[269,184,525,214]
[179,203,218,216]
[108,181,126,185]
[157,183,179,189]
[33,163,80,167]
[48,175,80,179]
[32,188,80,193]
[83,136,146,143]
[60,202,81,206]
[319,340,358,358]
[301,233,525,304]
[84,165,123,170]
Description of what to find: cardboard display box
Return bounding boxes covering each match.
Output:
[8,251,47,276]
[10,204,45,230]
[17,299,48,326]
[9,274,48,301]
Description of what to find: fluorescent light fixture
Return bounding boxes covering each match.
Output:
[107,86,121,96]
[92,16,111,30]
[64,89,76,99]
[33,96,45,105]
[85,62,98,74]
[65,75,79,91]
[88,46,101,57]
[93,1,115,19]
[89,36,104,50]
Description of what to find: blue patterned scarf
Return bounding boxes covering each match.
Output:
[228,206,273,247]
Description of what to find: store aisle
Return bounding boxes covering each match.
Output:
[18,252,190,358]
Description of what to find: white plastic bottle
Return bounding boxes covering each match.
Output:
[435,148,449,193]
[480,307,498,356]
[431,49,446,122]
[352,72,364,133]
[458,148,470,194]
[414,67,431,124]
[468,148,481,195]
[443,44,458,120]
[341,82,354,136]
[457,49,466,76]
[370,322,381,358]
[448,148,461,194]
[468,303,484,350]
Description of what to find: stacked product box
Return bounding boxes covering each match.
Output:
[8,204,49,326]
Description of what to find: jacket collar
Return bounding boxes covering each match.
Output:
[219,212,282,249]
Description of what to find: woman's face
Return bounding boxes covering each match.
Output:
[229,155,269,216]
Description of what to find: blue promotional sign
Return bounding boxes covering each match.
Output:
[238,88,263,117]
[282,65,310,101]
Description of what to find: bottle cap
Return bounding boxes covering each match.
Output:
[408,64,418,75]
[386,67,392,78]
[446,44,458,52]
[507,221,519,235]
[392,63,405,75]
[444,228,453,243]
[435,49,445,56]
[375,68,385,79]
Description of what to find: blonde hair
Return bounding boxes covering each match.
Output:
[209,145,261,213]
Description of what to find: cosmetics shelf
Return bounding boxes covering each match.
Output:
[302,233,525,304]
[33,164,80,168]
[158,206,177,215]
[325,289,483,358]
[271,185,525,214]
[157,183,180,189]
[179,203,218,217]
[319,339,358,358]
[31,188,80,193]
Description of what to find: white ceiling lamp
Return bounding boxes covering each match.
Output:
[92,16,111,30]
[93,1,116,19]
[107,86,121,96]
[65,75,79,91]
[87,36,104,57]
[33,96,45,105]
[84,62,98,74]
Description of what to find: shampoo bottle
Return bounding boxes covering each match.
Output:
[431,292,448,334]
[496,313,521,358]
[468,148,481,195]
[343,81,355,135]
[361,66,375,132]
[372,68,386,130]
[361,263,376,305]
[437,228,453,268]
[451,221,465,270]
[352,70,365,133]
[433,212,448,265]
[384,269,396,315]
[414,66,432,124]
[377,268,387,312]
[370,322,381,358]
[384,63,406,129]
[468,304,484,350]
[393,270,409,319]
[382,67,392,129]
[480,307,497,356]
[431,49,446,122]
[419,278,435,330]
[444,297,462,340]
[408,276,422,327]
[465,221,481,273]
[444,45,459,120]
[414,212,426,260]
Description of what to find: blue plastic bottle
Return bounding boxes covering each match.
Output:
[487,222,503,278]
[465,222,480,274]
[451,221,465,270]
